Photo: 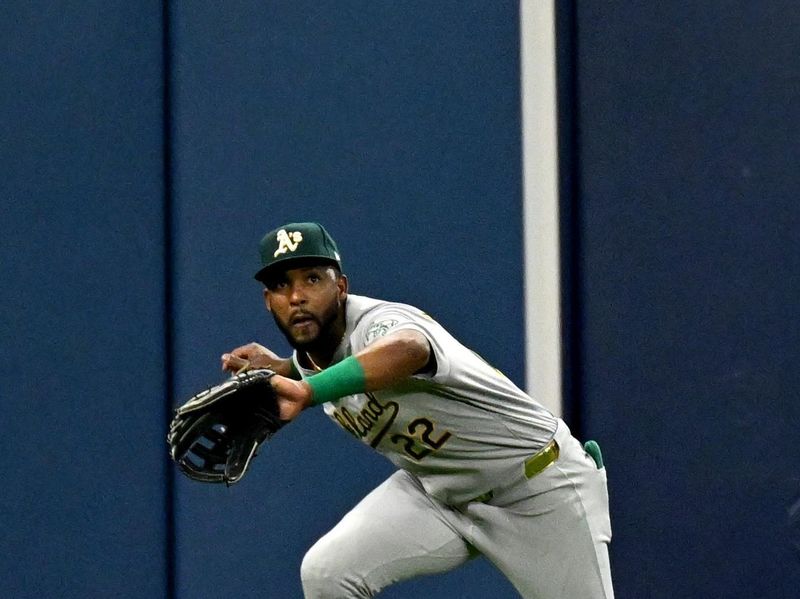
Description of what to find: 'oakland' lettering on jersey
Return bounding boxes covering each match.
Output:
[331,395,399,448]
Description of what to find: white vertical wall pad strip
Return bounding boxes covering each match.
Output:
[520,0,562,416]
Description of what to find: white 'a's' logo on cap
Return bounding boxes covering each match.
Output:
[274,229,303,257]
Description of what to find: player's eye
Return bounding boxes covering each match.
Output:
[268,280,288,291]
[307,273,321,284]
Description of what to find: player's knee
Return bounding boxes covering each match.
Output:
[299,543,327,591]
[301,541,371,598]
[300,542,343,597]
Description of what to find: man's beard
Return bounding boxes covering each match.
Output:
[273,301,341,353]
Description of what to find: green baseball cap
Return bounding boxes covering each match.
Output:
[254,222,342,282]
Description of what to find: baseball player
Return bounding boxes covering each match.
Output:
[222,222,614,598]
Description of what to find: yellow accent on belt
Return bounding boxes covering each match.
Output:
[523,438,559,479]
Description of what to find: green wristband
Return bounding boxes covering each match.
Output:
[306,355,367,405]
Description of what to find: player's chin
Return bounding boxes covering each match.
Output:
[289,323,320,347]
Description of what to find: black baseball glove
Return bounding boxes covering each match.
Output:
[167,368,286,485]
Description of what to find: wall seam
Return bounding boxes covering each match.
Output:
[161,0,176,597]
[555,0,584,436]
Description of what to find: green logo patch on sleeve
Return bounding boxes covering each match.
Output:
[365,319,400,343]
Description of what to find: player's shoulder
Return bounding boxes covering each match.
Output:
[346,293,428,323]
[345,293,442,348]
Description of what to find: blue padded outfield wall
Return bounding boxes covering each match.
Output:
[0,3,168,598]
[562,3,800,598]
[2,2,523,598]
[2,2,799,598]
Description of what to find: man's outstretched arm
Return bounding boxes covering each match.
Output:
[270,329,431,421]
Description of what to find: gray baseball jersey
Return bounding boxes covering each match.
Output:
[292,293,558,505]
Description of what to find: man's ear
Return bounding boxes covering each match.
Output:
[337,273,348,299]
[262,288,272,312]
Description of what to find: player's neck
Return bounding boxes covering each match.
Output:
[305,330,342,369]
[305,351,326,372]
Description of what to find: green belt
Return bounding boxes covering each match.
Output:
[470,439,560,504]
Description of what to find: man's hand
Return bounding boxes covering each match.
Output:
[222,342,293,377]
[270,375,313,421]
